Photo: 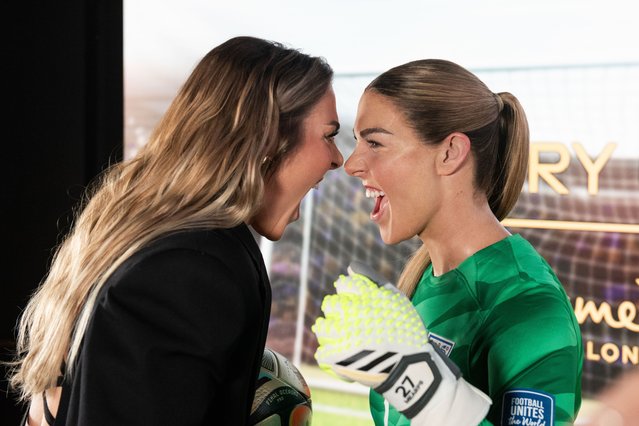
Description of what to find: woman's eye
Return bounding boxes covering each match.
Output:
[367,140,381,148]
[324,131,338,144]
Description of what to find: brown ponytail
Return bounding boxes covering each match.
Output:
[490,92,529,221]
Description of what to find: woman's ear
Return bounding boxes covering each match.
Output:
[436,132,471,176]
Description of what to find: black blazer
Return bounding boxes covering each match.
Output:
[54,224,271,425]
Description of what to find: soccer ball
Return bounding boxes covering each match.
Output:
[249,347,312,426]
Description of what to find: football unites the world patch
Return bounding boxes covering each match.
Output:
[501,389,554,426]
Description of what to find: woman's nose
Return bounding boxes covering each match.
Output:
[344,148,363,177]
[330,145,344,170]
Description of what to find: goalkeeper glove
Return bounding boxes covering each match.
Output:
[312,261,491,426]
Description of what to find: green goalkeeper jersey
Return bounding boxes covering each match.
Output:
[369,234,583,426]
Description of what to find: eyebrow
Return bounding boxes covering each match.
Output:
[355,127,393,138]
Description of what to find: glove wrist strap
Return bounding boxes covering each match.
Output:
[374,352,441,419]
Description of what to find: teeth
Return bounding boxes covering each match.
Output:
[365,188,385,198]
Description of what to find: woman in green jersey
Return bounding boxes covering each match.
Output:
[319,59,583,425]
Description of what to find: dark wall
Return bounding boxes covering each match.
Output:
[3,1,123,422]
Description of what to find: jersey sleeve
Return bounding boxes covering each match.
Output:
[68,247,263,424]
[480,286,582,425]
[369,390,412,426]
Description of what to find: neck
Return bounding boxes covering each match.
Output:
[419,195,509,277]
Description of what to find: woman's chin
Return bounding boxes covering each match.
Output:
[290,203,301,223]
[378,227,405,246]
[263,233,282,242]
[380,233,395,245]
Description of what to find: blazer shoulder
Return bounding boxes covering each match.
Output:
[135,225,261,266]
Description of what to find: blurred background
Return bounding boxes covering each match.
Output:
[125,2,638,424]
[4,0,638,424]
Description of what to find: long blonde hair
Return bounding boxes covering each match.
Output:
[10,36,333,400]
[367,59,529,297]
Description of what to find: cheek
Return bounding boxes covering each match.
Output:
[381,160,416,192]
[388,164,433,214]
[273,151,320,202]
[302,145,334,177]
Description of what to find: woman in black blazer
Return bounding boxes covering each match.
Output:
[10,36,343,425]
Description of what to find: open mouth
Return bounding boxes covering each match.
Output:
[366,188,386,217]
[313,178,324,191]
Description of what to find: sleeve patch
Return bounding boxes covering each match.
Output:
[501,388,554,426]
[427,332,455,356]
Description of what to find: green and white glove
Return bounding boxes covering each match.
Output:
[312,262,491,426]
